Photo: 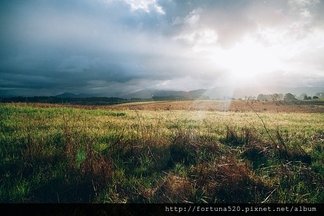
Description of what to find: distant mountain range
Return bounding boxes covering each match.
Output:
[1,86,324,102]
[0,93,128,105]
[123,89,208,100]
[55,92,94,98]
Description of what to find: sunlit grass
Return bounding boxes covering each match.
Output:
[0,103,323,203]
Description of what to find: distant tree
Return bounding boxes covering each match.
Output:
[303,95,311,100]
[313,96,319,100]
[257,94,264,101]
[272,93,282,101]
[284,93,297,102]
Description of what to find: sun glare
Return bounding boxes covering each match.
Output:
[221,39,281,84]
[202,36,283,87]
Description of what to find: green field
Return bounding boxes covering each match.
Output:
[0,102,323,203]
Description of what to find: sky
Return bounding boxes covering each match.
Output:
[1,0,324,97]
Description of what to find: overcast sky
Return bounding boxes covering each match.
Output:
[1,0,324,96]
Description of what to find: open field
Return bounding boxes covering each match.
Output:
[109,100,324,113]
[0,101,323,203]
[17,100,324,113]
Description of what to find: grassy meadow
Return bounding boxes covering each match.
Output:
[0,102,323,203]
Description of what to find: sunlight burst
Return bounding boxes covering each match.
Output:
[214,37,282,85]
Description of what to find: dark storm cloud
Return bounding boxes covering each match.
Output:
[0,0,190,95]
[1,0,323,96]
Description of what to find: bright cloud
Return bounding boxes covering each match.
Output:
[123,0,165,14]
